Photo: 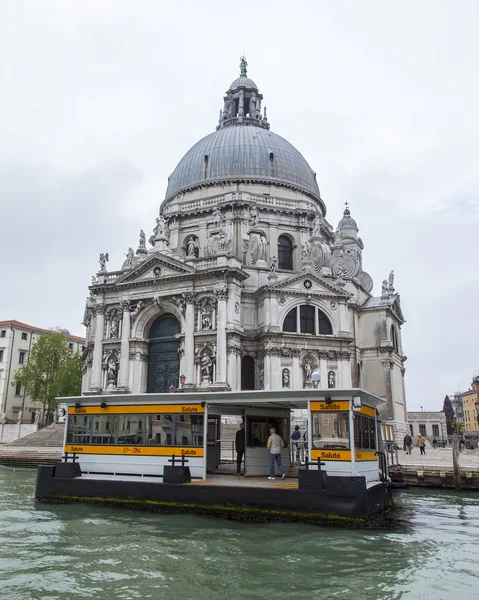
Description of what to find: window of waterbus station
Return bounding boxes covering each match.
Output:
[67,414,204,447]
[247,417,289,448]
[312,412,350,450]
[353,414,377,450]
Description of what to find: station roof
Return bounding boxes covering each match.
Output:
[59,388,384,410]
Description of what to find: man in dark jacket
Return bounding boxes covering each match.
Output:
[235,423,245,475]
[291,425,301,462]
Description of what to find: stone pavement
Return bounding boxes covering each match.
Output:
[398,447,479,471]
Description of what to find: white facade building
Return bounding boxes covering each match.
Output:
[82,60,408,435]
[407,411,447,443]
[0,320,85,423]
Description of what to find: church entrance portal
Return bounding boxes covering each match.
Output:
[147,315,180,393]
[241,356,255,390]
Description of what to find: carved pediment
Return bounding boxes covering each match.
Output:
[115,253,195,285]
[266,272,351,298]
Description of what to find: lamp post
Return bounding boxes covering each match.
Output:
[311,371,321,389]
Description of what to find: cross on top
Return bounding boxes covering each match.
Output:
[344,201,349,209]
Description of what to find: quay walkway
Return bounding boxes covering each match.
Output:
[395,447,479,489]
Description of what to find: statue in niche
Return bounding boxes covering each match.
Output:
[328,371,336,389]
[107,358,118,386]
[139,230,146,249]
[124,247,134,267]
[201,354,213,382]
[270,255,277,272]
[110,315,120,338]
[202,309,213,330]
[99,253,109,272]
[258,365,264,389]
[312,215,321,237]
[187,237,198,257]
[303,361,313,385]
[249,205,259,228]
[282,368,290,388]
[212,207,223,228]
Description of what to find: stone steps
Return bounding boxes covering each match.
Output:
[0,449,62,469]
[9,423,65,447]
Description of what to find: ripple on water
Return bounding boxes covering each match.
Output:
[1,473,479,600]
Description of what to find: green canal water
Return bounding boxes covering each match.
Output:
[0,470,478,600]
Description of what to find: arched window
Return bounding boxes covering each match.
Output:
[283,308,297,332]
[278,235,293,270]
[282,306,333,335]
[391,325,399,352]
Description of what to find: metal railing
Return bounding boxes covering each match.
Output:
[216,439,236,463]
[290,440,308,466]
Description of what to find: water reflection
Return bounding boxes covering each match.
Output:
[1,470,478,600]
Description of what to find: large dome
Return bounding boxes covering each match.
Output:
[165,125,321,200]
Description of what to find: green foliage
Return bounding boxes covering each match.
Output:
[452,420,465,435]
[12,333,82,421]
[443,395,455,435]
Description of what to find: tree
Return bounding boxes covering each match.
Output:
[12,333,82,423]
[443,395,455,435]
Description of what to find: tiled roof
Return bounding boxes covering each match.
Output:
[0,320,85,342]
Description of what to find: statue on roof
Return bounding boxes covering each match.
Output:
[388,270,395,289]
[240,55,248,76]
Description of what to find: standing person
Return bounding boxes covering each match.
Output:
[291,425,301,462]
[403,432,413,454]
[432,437,438,449]
[267,427,285,480]
[235,423,245,476]
[418,435,426,455]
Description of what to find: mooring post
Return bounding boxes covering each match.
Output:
[452,433,461,490]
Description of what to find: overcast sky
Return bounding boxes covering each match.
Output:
[1,1,478,410]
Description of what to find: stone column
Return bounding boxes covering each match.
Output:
[184,293,196,385]
[320,355,328,391]
[264,351,271,390]
[117,301,131,390]
[236,352,242,390]
[215,287,228,384]
[270,352,281,390]
[90,304,105,391]
[227,346,236,390]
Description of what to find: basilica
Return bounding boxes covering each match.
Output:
[83,59,408,434]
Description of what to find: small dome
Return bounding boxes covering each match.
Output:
[338,207,358,231]
[228,76,258,91]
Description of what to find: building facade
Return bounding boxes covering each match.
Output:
[0,320,85,423]
[449,391,464,421]
[407,411,447,443]
[82,60,409,435]
[462,376,479,433]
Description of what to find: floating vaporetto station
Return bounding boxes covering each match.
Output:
[35,389,395,524]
